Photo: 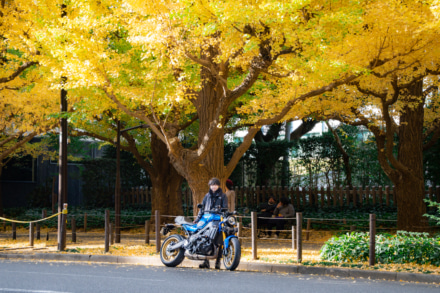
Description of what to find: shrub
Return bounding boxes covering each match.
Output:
[319,232,370,262]
[320,231,440,266]
[6,207,152,229]
[424,199,440,225]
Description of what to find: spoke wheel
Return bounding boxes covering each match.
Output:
[160,235,185,267]
[223,237,241,271]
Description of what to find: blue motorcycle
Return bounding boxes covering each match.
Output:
[160,205,241,271]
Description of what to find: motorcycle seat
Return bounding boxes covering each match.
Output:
[175,216,194,226]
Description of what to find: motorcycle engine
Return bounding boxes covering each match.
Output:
[185,222,218,255]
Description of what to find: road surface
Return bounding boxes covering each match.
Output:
[0,259,438,293]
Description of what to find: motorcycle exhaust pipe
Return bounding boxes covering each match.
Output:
[184,247,219,260]
[168,241,185,251]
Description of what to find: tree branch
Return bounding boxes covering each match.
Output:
[0,61,38,84]
[101,86,167,144]
[0,132,38,161]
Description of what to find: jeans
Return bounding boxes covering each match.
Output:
[265,218,287,236]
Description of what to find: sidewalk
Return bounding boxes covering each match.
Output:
[1,233,439,285]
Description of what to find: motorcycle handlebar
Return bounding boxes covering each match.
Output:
[198,204,237,216]
[203,209,236,217]
[203,209,224,214]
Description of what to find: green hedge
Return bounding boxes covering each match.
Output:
[320,231,440,266]
[3,208,152,229]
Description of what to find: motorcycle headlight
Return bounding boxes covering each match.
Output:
[226,216,236,226]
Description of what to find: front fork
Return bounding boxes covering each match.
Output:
[220,217,238,256]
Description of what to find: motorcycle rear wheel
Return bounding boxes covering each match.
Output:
[160,234,185,267]
[223,237,241,271]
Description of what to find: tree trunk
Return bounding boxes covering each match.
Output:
[394,175,426,231]
[150,134,184,225]
[394,81,426,231]
[255,124,282,186]
[0,165,3,216]
[150,174,183,224]
[184,56,227,212]
[326,121,353,188]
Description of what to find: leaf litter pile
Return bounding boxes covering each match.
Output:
[1,227,439,275]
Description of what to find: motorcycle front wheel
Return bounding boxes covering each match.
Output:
[223,237,241,271]
[160,234,185,267]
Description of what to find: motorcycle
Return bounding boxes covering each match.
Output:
[159,204,241,271]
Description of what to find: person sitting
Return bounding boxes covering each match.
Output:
[265,197,295,239]
[257,196,277,238]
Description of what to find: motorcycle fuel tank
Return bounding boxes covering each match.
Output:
[184,213,221,232]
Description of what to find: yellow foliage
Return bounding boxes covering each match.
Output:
[2,0,440,184]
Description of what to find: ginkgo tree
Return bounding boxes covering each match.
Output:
[299,0,440,230]
[38,0,414,212]
[31,0,440,231]
[84,0,369,208]
[0,0,61,214]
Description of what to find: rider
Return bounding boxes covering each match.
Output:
[194,177,228,269]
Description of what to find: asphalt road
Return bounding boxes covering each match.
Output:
[0,259,438,293]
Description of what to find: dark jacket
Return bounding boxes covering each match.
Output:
[258,202,277,217]
[196,188,228,222]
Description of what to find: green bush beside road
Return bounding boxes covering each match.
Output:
[320,231,440,266]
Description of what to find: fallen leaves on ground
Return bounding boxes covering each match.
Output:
[1,229,439,275]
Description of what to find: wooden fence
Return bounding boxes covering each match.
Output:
[122,185,440,210]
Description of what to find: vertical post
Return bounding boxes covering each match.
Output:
[84,213,87,232]
[145,220,150,244]
[251,211,257,260]
[57,72,68,252]
[155,210,160,253]
[296,212,302,263]
[61,203,67,244]
[105,210,110,252]
[292,226,296,250]
[350,225,356,233]
[115,120,121,244]
[12,222,16,240]
[29,223,34,247]
[71,216,76,243]
[59,203,68,251]
[369,213,376,266]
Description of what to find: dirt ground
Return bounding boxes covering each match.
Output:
[1,227,440,275]
[0,226,329,263]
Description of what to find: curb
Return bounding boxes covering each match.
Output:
[1,253,439,284]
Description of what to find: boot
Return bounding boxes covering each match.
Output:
[215,245,222,269]
[199,259,210,269]
[215,258,221,269]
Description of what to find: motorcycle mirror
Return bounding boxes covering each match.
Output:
[197,203,203,209]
